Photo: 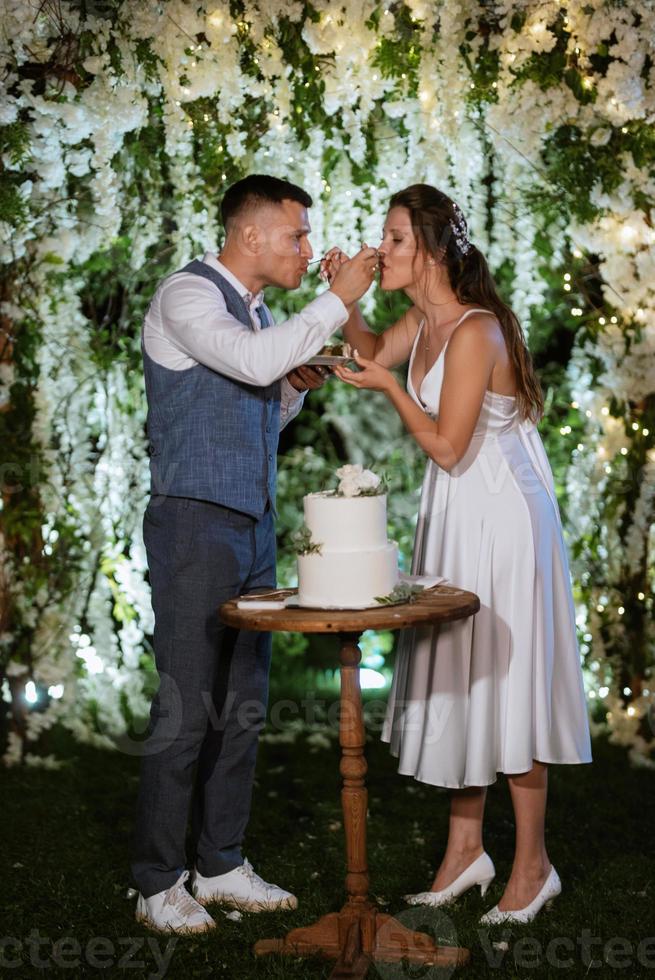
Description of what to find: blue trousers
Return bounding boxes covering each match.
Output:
[131,496,275,898]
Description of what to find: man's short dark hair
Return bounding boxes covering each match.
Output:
[220,174,313,229]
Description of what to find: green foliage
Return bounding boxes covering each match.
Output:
[0,122,31,167]
[374,581,424,605]
[291,523,322,556]
[0,173,29,226]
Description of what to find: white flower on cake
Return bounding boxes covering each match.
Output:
[335,464,382,497]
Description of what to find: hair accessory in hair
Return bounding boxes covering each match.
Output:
[450,201,472,256]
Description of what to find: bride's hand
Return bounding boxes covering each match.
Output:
[333,351,397,394]
[320,246,349,284]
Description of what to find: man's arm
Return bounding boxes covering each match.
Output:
[156,276,347,387]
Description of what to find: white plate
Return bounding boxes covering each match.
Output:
[286,574,447,610]
[306,354,354,366]
[285,596,387,611]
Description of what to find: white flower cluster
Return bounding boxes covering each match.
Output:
[335,464,382,497]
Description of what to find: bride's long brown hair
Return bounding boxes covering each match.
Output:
[389,184,544,423]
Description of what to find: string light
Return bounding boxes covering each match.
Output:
[632,422,639,431]
[618,606,625,614]
[599,316,606,325]
[599,686,609,698]
[643,428,650,436]
[623,686,632,695]
[571,400,579,409]
[601,406,609,415]
[638,592,645,600]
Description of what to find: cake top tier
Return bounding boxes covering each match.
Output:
[303,488,389,552]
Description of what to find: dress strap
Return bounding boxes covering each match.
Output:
[441,309,494,359]
[453,308,495,328]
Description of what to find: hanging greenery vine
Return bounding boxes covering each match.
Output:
[0,0,653,767]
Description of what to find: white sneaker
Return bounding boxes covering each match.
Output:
[136,870,216,933]
[191,858,298,912]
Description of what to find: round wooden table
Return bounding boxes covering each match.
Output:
[220,584,480,978]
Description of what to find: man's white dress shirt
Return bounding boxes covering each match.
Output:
[142,253,348,428]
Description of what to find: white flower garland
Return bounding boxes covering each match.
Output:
[1,0,653,766]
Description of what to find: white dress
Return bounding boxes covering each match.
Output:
[382,309,592,788]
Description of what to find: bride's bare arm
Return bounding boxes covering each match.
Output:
[336,315,501,470]
[342,304,422,368]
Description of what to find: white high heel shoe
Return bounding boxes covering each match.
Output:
[479,865,561,925]
[404,852,496,908]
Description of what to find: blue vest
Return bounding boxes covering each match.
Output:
[142,260,281,518]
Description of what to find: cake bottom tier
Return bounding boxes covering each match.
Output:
[297,543,398,609]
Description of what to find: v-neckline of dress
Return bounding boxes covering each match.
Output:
[409,308,492,406]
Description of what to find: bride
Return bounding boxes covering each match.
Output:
[325,183,592,924]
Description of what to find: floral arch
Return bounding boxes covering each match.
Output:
[0,0,653,766]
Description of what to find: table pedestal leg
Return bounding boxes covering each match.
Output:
[254,632,469,975]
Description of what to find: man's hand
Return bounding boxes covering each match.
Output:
[286,365,331,391]
[329,245,379,308]
[320,246,349,285]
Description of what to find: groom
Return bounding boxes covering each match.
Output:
[132,174,378,933]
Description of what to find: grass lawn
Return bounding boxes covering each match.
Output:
[3,682,655,979]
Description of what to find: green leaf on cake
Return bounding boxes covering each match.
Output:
[292,524,322,556]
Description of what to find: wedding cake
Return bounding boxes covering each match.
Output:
[296,465,399,608]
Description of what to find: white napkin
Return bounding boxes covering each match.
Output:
[399,573,447,588]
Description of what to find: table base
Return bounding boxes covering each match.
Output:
[255,900,469,977]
